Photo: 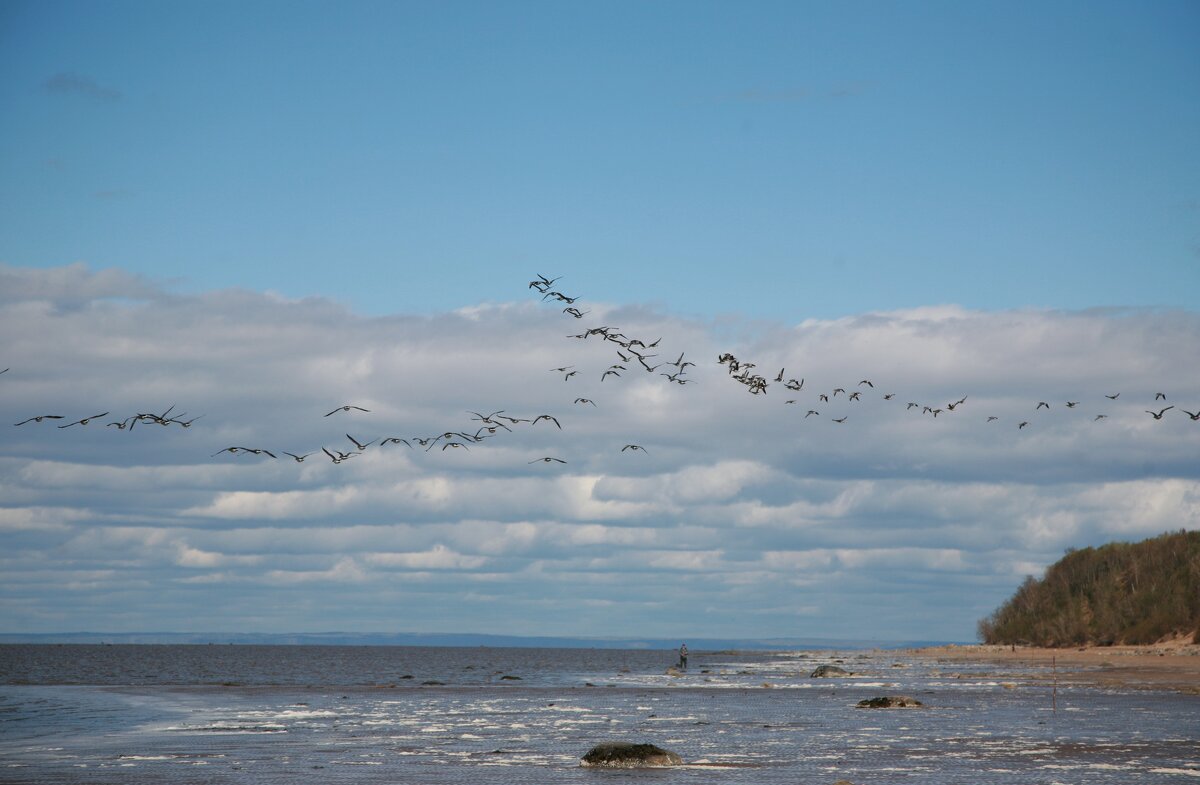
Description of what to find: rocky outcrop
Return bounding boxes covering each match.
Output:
[580,742,683,768]
[810,664,852,678]
[856,695,923,708]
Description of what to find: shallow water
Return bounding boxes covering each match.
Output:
[1,645,1197,783]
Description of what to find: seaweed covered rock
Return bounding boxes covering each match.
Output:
[580,742,683,768]
[810,664,852,678]
[856,695,923,708]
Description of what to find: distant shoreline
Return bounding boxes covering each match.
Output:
[0,632,961,650]
[905,637,1200,694]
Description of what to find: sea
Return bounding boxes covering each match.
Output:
[1,644,1197,784]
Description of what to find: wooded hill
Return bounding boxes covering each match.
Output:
[978,530,1200,647]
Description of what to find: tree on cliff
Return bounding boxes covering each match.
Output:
[978,530,1200,647]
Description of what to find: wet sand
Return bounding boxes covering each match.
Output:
[907,637,1200,694]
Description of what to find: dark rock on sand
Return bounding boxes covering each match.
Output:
[810,665,852,678]
[580,742,683,768]
[856,695,923,708]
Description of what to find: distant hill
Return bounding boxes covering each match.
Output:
[978,530,1200,647]
[0,631,957,650]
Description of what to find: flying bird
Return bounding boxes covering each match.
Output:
[529,456,565,464]
[1155,392,1167,401]
[380,437,413,447]
[283,452,314,462]
[1036,402,1050,410]
[1018,421,1030,429]
[346,434,375,451]
[325,405,370,417]
[532,414,561,429]
[574,398,596,406]
[1105,393,1120,400]
[621,444,647,453]
[323,447,355,464]
[213,447,277,458]
[14,415,64,426]
[1181,410,1200,421]
[58,412,110,428]
[831,417,847,423]
[1145,406,1174,420]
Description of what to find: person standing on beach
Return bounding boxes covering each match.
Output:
[678,643,688,670]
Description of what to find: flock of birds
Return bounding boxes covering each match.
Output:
[4,278,1198,472]
[713,351,1200,427]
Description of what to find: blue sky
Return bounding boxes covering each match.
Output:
[0,2,1198,642]
[3,0,1198,319]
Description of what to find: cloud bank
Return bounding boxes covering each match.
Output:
[1,264,1196,640]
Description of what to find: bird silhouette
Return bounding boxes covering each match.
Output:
[58,412,109,428]
[621,444,647,453]
[529,456,565,464]
[325,405,370,417]
[1146,406,1174,420]
[213,447,277,458]
[14,415,64,426]
[283,451,314,462]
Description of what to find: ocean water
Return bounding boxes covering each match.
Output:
[1,645,1197,784]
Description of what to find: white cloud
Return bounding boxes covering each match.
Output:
[1,263,1197,639]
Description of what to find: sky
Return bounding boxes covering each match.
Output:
[1,1,1198,642]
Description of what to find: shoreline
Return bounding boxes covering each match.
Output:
[904,639,1200,695]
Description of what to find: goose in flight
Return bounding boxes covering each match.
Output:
[621,444,647,453]
[1145,406,1174,420]
[529,456,565,464]
[283,451,314,462]
[346,434,375,451]
[213,447,277,458]
[1094,414,1108,421]
[1018,421,1029,429]
[14,415,64,426]
[1066,401,1079,408]
[806,410,819,418]
[532,414,561,429]
[1182,410,1200,421]
[1105,393,1120,400]
[325,405,370,417]
[987,416,999,422]
[574,398,596,406]
[563,307,589,318]
[323,447,355,464]
[1036,402,1050,410]
[858,379,874,388]
[831,416,847,423]
[58,412,109,428]
[380,437,413,447]
[1155,392,1167,401]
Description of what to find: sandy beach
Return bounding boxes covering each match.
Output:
[907,635,1200,695]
